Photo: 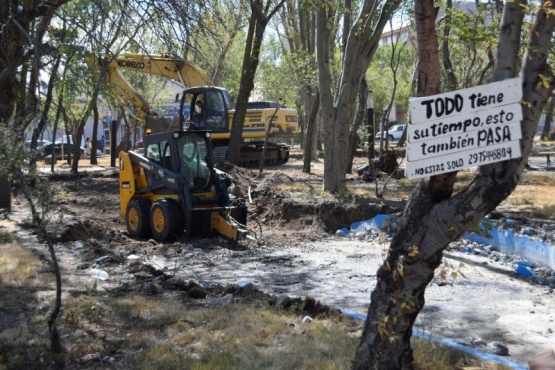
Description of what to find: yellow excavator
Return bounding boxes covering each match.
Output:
[88,52,299,166]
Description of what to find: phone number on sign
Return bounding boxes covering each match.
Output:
[468,146,513,165]
[409,143,517,178]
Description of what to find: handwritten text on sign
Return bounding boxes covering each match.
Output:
[407,103,522,144]
[409,78,521,124]
[406,141,521,178]
[407,120,522,162]
[406,78,522,179]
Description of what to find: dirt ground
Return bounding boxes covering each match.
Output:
[2,144,555,367]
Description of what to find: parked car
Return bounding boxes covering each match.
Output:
[54,135,78,145]
[375,124,406,142]
[83,148,104,157]
[40,143,84,160]
[25,139,51,150]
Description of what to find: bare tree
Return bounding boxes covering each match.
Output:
[227,0,287,165]
[280,1,320,173]
[317,0,402,193]
[442,0,458,91]
[542,93,555,140]
[346,79,367,174]
[353,0,555,367]
[0,0,72,210]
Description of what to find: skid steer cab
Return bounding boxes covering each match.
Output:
[119,130,253,242]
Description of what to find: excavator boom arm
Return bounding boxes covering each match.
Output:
[87,54,154,124]
[113,53,213,87]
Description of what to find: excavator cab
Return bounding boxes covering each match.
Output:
[180,87,230,131]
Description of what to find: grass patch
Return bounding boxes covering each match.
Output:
[0,240,41,287]
[0,220,17,244]
[0,243,514,370]
[54,289,512,369]
[412,338,509,369]
[0,240,51,369]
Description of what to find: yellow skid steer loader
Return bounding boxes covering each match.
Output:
[119,130,254,242]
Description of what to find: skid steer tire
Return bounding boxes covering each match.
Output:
[150,199,184,241]
[126,198,152,239]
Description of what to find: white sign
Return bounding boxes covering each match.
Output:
[407,103,523,143]
[406,141,521,179]
[409,78,521,124]
[406,78,522,179]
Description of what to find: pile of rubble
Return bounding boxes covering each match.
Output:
[334,213,555,289]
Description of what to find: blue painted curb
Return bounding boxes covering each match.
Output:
[345,214,555,271]
[464,220,555,270]
[338,308,528,370]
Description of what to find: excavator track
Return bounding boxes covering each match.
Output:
[212,142,289,167]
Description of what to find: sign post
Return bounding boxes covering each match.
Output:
[367,90,375,160]
[405,78,522,179]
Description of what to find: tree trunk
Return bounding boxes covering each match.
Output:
[0,179,11,211]
[442,0,457,91]
[320,0,402,192]
[227,0,286,165]
[415,0,441,97]
[493,0,526,81]
[541,93,555,140]
[353,1,554,368]
[346,80,367,173]
[316,4,339,191]
[212,9,243,86]
[0,1,65,209]
[50,98,64,172]
[303,92,319,173]
[91,102,99,165]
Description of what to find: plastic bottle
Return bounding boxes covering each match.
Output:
[89,268,109,280]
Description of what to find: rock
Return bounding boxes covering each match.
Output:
[187,285,207,299]
[143,282,162,295]
[471,336,487,347]
[163,276,189,290]
[80,352,102,364]
[487,341,509,356]
[335,229,348,237]
[205,294,234,307]
[153,275,166,285]
[162,277,206,298]
[275,295,291,309]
